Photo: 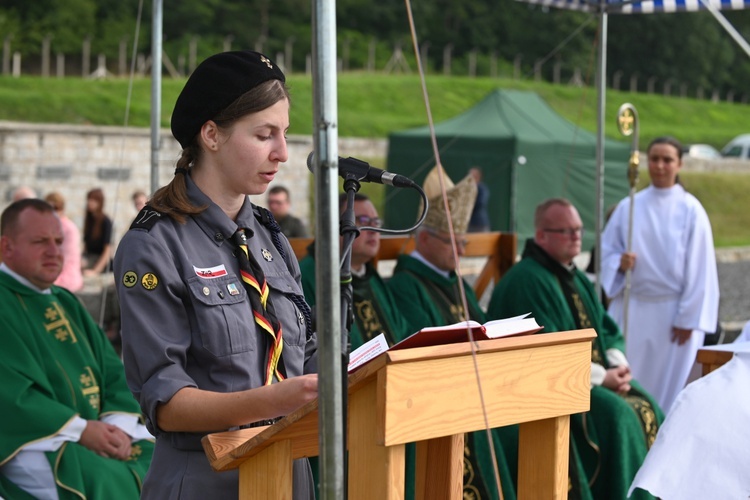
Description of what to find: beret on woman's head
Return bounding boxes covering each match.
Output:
[170,50,286,149]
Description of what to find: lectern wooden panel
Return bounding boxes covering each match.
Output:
[203,329,595,500]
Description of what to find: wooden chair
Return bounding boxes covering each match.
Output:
[288,231,517,298]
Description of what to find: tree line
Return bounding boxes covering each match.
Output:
[1,0,749,98]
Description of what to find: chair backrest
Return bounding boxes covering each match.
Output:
[288,231,517,298]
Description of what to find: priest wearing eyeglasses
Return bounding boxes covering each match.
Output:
[299,192,412,349]
[487,197,664,500]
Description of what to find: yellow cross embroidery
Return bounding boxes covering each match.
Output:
[45,306,59,321]
[45,302,77,343]
[128,444,143,461]
[80,367,101,411]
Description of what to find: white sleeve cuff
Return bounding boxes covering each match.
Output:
[101,414,154,441]
[23,416,87,452]
[591,362,606,388]
[606,348,629,368]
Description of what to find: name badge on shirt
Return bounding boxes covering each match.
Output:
[194,264,228,279]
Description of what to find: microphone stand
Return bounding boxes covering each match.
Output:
[338,175,361,498]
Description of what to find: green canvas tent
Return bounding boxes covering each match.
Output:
[384,89,632,250]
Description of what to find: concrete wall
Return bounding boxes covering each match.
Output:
[0,121,387,252]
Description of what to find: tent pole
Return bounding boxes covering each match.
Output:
[594,5,608,299]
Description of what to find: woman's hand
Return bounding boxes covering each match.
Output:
[671,327,692,345]
[269,374,319,416]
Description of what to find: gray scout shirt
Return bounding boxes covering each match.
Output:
[114,175,316,500]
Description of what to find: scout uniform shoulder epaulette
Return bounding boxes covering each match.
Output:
[129,206,164,231]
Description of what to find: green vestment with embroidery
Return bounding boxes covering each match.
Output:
[488,239,664,500]
[0,272,153,499]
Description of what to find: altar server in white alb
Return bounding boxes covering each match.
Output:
[600,136,719,414]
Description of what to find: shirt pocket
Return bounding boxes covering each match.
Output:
[186,274,256,357]
[265,274,307,347]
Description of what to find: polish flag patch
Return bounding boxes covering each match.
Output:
[193,264,228,279]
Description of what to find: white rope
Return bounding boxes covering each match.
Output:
[96,0,145,329]
[401,0,504,496]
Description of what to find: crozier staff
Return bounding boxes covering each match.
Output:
[114,51,318,499]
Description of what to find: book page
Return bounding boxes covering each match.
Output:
[483,313,543,338]
[417,320,483,334]
[348,333,389,372]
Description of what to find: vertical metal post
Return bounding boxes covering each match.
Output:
[150,0,163,194]
[594,6,607,299]
[311,0,344,497]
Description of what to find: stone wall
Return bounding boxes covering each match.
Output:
[0,121,387,251]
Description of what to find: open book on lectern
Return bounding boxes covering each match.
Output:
[347,313,543,372]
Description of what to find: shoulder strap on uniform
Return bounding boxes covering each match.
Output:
[129,206,163,231]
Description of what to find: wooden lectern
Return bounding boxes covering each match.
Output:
[203,329,595,499]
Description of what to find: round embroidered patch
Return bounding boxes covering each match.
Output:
[122,271,138,288]
[141,272,159,290]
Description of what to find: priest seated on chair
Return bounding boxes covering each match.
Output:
[487,197,665,500]
[389,165,516,500]
[0,199,153,499]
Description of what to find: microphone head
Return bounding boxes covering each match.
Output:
[306,151,316,174]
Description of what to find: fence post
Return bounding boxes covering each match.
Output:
[285,36,295,74]
[12,51,20,77]
[612,70,623,90]
[119,37,128,76]
[629,73,638,92]
[2,35,11,75]
[82,35,91,77]
[367,38,376,72]
[443,44,453,76]
[56,53,65,78]
[514,54,522,80]
[42,34,53,78]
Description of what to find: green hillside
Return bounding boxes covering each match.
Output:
[0,73,749,246]
[0,73,747,148]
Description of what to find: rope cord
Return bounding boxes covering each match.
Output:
[95,0,145,329]
[402,0,504,496]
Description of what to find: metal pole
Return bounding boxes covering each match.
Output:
[311,0,344,497]
[150,0,163,194]
[594,5,607,300]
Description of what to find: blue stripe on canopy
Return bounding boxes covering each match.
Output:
[517,0,750,13]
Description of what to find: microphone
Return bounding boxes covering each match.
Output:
[306,152,416,188]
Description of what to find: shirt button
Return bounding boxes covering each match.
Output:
[214,232,224,241]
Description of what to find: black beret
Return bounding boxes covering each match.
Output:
[170,50,286,149]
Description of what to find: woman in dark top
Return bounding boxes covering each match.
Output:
[83,187,113,275]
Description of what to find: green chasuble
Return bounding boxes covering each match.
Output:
[299,253,413,349]
[487,239,664,500]
[0,272,153,500]
[388,254,516,500]
[387,254,486,330]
